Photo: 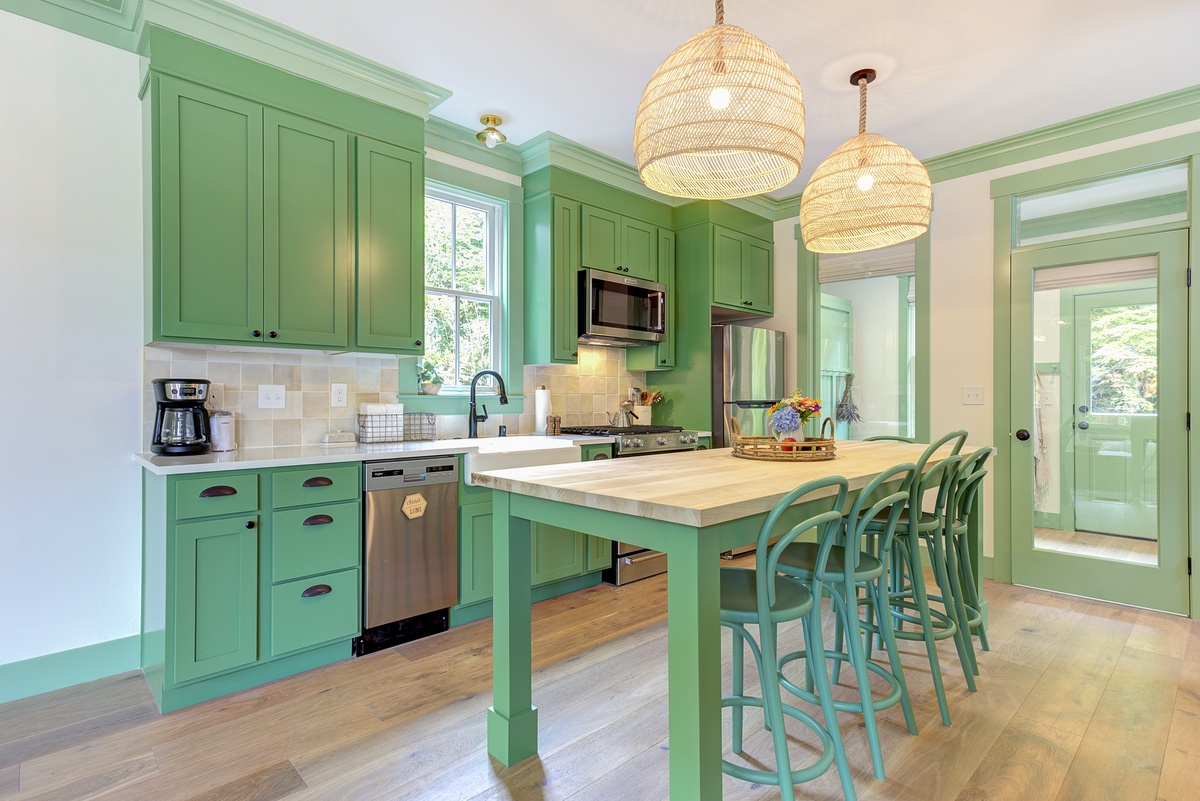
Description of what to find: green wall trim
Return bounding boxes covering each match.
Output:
[913,231,931,441]
[991,132,1200,200]
[139,0,450,118]
[0,634,140,704]
[927,84,1200,184]
[518,132,672,205]
[982,555,995,580]
[674,200,773,240]
[0,0,139,49]
[772,192,802,222]
[425,116,523,175]
[522,166,673,228]
[991,195,1014,584]
[1019,192,1187,243]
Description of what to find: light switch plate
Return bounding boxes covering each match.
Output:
[962,386,985,406]
[331,383,348,407]
[206,383,224,412]
[258,384,286,409]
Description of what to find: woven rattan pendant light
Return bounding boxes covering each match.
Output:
[800,69,932,254]
[633,0,805,200]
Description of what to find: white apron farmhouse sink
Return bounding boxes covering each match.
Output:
[463,436,581,485]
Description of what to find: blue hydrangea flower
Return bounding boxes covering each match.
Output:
[772,405,801,433]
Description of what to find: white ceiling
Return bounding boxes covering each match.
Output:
[228,0,1200,197]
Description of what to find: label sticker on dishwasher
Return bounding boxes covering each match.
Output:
[401,493,428,520]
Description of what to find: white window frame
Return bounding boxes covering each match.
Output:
[424,186,503,390]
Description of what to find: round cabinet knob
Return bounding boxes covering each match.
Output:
[1015,429,1031,441]
[268,331,278,339]
[1078,421,1090,430]
[415,339,422,346]
[252,330,262,338]
[245,520,256,529]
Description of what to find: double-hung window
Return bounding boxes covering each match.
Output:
[424,188,502,388]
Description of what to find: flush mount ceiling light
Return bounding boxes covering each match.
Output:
[800,68,932,254]
[476,114,507,149]
[633,0,805,200]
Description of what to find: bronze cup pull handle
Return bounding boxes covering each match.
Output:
[199,485,237,498]
[301,476,334,488]
[302,514,334,526]
[301,584,332,598]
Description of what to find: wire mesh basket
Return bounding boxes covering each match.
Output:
[402,412,436,441]
[356,413,404,443]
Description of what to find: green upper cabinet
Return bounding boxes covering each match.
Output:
[264,110,349,348]
[626,228,677,371]
[581,205,658,281]
[525,194,582,364]
[154,77,349,348]
[712,225,773,315]
[353,137,424,353]
[156,77,265,344]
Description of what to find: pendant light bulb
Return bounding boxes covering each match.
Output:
[708,86,731,110]
[857,173,874,191]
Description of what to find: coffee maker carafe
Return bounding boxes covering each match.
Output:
[151,378,211,455]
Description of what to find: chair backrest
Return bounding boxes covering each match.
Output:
[827,462,914,582]
[909,429,968,508]
[863,435,917,443]
[950,446,994,524]
[755,476,849,608]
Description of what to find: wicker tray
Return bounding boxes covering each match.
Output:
[729,416,837,462]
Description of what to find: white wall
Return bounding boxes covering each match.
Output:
[0,13,144,665]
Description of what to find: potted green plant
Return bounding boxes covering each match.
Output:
[416,360,444,395]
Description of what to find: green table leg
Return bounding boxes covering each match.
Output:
[666,526,724,800]
[488,490,538,765]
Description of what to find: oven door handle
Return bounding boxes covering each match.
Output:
[621,551,665,565]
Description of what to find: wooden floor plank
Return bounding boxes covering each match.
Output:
[0,765,18,798]
[1126,609,1192,659]
[1054,645,1182,801]
[0,671,152,747]
[185,760,306,801]
[1157,705,1200,801]
[952,714,1081,801]
[13,751,159,801]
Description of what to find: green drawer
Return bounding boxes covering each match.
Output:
[272,463,359,508]
[174,473,259,520]
[270,568,359,656]
[272,500,360,582]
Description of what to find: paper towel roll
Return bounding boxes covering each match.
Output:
[534,386,553,434]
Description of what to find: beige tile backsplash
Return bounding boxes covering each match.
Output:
[141,343,646,448]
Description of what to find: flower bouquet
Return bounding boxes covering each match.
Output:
[769,391,821,444]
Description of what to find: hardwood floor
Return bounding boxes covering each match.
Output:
[1034,526,1158,565]
[2,565,1198,801]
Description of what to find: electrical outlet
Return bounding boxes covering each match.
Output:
[962,386,985,406]
[331,383,348,408]
[206,383,225,412]
[258,384,286,409]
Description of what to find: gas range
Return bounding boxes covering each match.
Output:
[560,425,702,456]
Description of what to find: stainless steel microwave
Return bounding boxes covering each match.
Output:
[578,268,666,346]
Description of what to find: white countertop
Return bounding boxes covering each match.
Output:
[134,434,614,475]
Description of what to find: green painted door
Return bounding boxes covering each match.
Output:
[174,515,259,683]
[627,228,676,370]
[1011,231,1188,614]
[158,77,264,342]
[264,110,349,347]
[620,217,658,280]
[530,523,586,585]
[354,136,424,353]
[742,235,773,313]
[581,205,620,272]
[1072,288,1158,538]
[459,502,495,605]
[712,226,745,309]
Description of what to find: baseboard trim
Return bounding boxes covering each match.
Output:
[983,555,996,580]
[0,634,140,705]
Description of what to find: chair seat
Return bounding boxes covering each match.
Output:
[776,542,883,581]
[869,507,938,530]
[720,568,813,625]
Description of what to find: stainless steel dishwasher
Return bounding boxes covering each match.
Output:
[359,456,458,654]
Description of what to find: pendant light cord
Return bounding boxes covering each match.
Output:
[716,0,724,25]
[858,76,868,135]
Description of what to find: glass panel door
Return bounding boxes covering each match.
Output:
[1011,231,1188,614]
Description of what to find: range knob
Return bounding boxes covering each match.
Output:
[625,438,644,448]
[656,437,668,446]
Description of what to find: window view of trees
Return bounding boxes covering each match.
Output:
[1089,303,1157,414]
[424,194,498,387]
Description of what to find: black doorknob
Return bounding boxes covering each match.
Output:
[1015,429,1031,441]
[1078,421,1090,430]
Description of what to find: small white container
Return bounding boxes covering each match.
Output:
[633,405,652,425]
[210,410,237,452]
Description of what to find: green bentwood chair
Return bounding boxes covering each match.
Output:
[942,446,995,674]
[773,462,918,781]
[720,476,857,801]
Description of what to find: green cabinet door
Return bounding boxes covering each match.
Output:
[712,225,773,314]
[581,205,621,272]
[157,77,265,343]
[173,515,259,683]
[627,228,676,371]
[354,136,424,353]
[620,217,658,281]
[585,534,612,572]
[264,110,349,348]
[551,197,582,363]
[530,523,586,586]
[459,502,495,605]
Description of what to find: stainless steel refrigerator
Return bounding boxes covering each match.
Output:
[711,324,787,449]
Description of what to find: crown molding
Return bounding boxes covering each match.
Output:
[0,0,139,49]
[138,0,451,118]
[517,132,675,205]
[926,84,1200,184]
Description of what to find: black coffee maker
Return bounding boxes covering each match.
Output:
[151,378,211,455]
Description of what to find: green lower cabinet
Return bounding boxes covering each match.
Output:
[458,502,495,605]
[173,515,259,684]
[270,568,360,656]
[585,534,612,572]
[143,463,362,712]
[531,524,586,585]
